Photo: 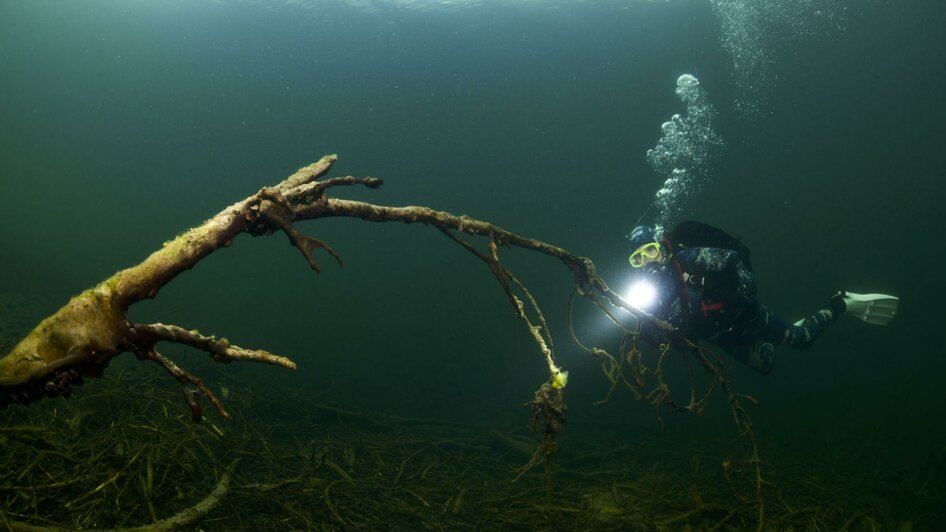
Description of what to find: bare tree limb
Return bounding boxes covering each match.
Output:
[130,323,296,368]
[0,154,661,417]
[0,153,766,524]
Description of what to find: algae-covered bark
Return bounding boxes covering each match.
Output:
[0,154,348,412]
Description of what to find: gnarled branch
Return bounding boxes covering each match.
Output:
[0,154,660,419]
[0,154,765,522]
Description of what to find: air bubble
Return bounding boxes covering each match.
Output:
[646,75,723,228]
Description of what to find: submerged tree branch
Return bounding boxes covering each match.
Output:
[0,153,765,525]
[0,154,661,416]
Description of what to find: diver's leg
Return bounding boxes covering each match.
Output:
[722,337,775,375]
[756,303,835,349]
[712,307,775,374]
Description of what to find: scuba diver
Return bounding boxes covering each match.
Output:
[624,222,899,374]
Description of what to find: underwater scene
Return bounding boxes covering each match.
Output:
[1,0,944,530]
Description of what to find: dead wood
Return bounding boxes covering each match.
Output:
[0,154,767,526]
[0,154,663,417]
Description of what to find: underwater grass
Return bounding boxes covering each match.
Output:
[1,362,936,531]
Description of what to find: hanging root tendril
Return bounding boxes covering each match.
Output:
[514,381,567,481]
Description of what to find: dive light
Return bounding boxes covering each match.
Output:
[624,279,658,311]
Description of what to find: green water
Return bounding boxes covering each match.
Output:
[1,0,944,528]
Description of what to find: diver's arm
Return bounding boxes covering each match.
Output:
[730,252,756,303]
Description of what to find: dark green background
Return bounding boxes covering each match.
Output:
[1,0,943,473]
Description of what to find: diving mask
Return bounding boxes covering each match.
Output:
[628,241,662,268]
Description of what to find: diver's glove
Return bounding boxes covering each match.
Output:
[747,341,775,375]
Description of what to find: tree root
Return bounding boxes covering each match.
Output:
[515,382,567,480]
[0,461,236,532]
[122,460,237,532]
